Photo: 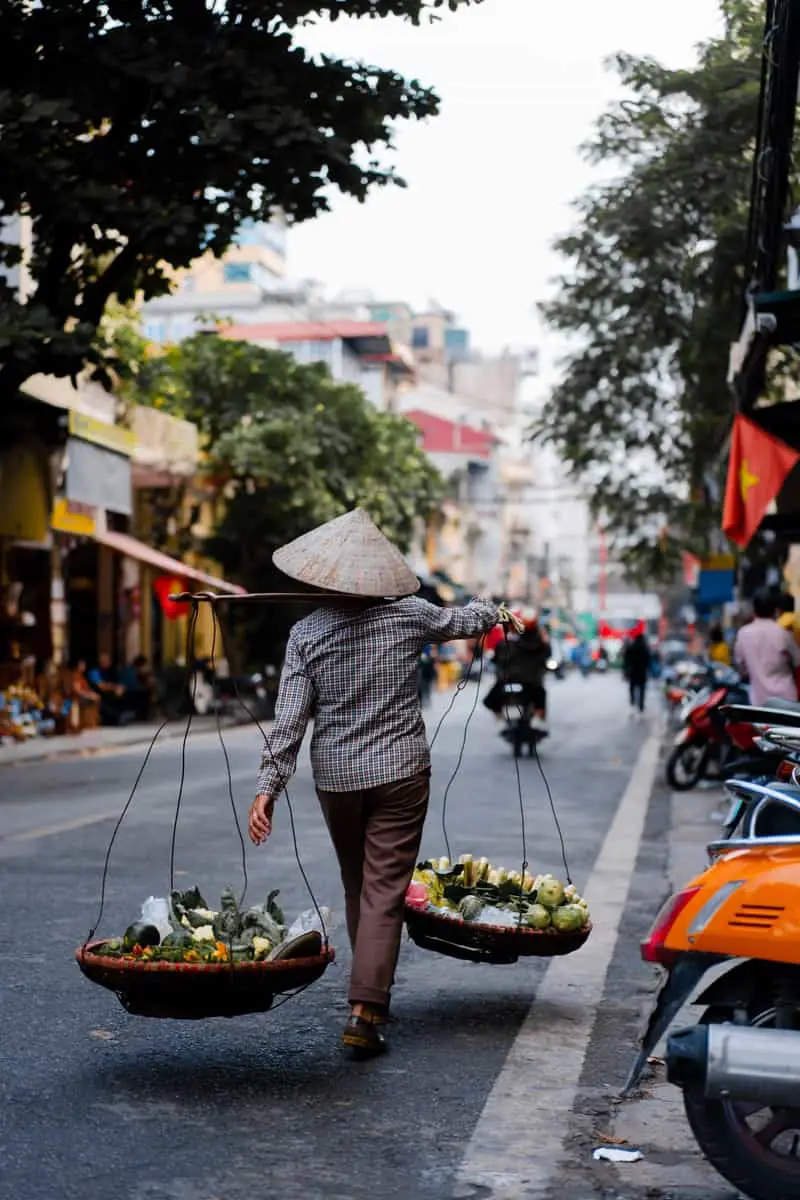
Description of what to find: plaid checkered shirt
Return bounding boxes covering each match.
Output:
[256,596,499,796]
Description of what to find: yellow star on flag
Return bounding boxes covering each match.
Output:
[740,459,759,501]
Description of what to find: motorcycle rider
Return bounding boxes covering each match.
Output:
[484,613,550,733]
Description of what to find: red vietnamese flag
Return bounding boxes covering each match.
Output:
[722,414,800,547]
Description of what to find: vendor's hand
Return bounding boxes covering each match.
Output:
[249,794,275,845]
[497,603,525,635]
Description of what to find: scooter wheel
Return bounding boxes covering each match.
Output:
[666,742,709,791]
[682,1006,800,1200]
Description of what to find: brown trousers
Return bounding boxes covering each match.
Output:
[317,771,430,1007]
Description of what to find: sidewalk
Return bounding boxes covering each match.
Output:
[0,710,261,767]
[611,778,735,1196]
[0,683,466,768]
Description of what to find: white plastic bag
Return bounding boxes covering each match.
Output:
[286,906,336,941]
[140,896,172,940]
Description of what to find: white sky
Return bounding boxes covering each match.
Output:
[289,0,724,371]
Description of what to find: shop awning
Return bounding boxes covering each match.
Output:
[95,530,246,595]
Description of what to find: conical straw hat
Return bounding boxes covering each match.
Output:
[272,508,421,598]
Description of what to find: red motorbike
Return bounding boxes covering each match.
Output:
[665,672,749,790]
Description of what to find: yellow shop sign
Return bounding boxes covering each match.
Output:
[68,410,136,457]
[51,498,97,537]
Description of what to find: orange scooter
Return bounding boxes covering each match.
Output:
[626,755,800,1200]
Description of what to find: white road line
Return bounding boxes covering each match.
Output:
[6,811,118,842]
[454,734,661,1199]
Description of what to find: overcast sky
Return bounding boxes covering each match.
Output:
[289,0,724,375]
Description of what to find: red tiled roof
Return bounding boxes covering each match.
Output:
[403,409,495,459]
[224,320,388,343]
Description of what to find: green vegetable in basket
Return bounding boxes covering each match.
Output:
[178,885,208,910]
[525,904,552,930]
[161,930,193,951]
[265,889,285,927]
[213,886,243,940]
[535,876,566,909]
[459,895,483,922]
[550,904,588,933]
[93,938,123,955]
[123,922,160,950]
[243,905,284,946]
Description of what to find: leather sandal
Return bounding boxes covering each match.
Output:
[342,1015,387,1059]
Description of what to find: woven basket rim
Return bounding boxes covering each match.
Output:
[404,907,592,940]
[76,939,335,975]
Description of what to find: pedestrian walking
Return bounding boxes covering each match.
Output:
[247,509,515,1058]
[623,631,651,715]
[734,588,800,706]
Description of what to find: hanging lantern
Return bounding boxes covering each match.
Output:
[153,576,190,620]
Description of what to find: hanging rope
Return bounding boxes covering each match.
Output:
[428,636,484,752]
[168,602,202,894]
[206,600,248,909]
[438,635,487,863]
[82,609,201,952]
[493,622,574,924]
[216,611,329,951]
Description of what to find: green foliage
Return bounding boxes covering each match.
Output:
[122,328,444,569]
[0,0,481,401]
[535,0,769,575]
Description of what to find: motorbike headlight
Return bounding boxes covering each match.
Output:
[546,658,558,670]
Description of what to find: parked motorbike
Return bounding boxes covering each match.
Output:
[665,666,749,790]
[627,718,800,1200]
[718,701,800,785]
[662,657,709,729]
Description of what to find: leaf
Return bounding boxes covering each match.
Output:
[536,7,769,572]
[115,327,444,661]
[0,0,470,402]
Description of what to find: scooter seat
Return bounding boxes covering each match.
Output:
[722,703,800,729]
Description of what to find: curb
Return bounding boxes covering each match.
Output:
[0,714,263,768]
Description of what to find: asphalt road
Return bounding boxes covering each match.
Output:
[0,672,735,1200]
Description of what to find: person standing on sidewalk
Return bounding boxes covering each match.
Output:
[734,589,800,706]
[247,509,517,1059]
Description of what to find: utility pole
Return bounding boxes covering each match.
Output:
[598,524,608,618]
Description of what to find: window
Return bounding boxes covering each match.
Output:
[411,325,429,349]
[444,328,469,357]
[223,262,252,283]
[287,340,333,369]
[143,319,167,343]
[308,339,332,364]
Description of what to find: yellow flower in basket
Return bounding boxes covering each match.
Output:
[184,949,201,963]
[211,941,229,962]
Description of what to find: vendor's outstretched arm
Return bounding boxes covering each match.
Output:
[256,634,314,798]
[418,596,500,644]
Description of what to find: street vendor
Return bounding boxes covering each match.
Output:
[248,508,516,1058]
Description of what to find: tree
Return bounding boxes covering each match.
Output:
[535,0,767,579]
[120,330,444,655]
[0,0,481,404]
